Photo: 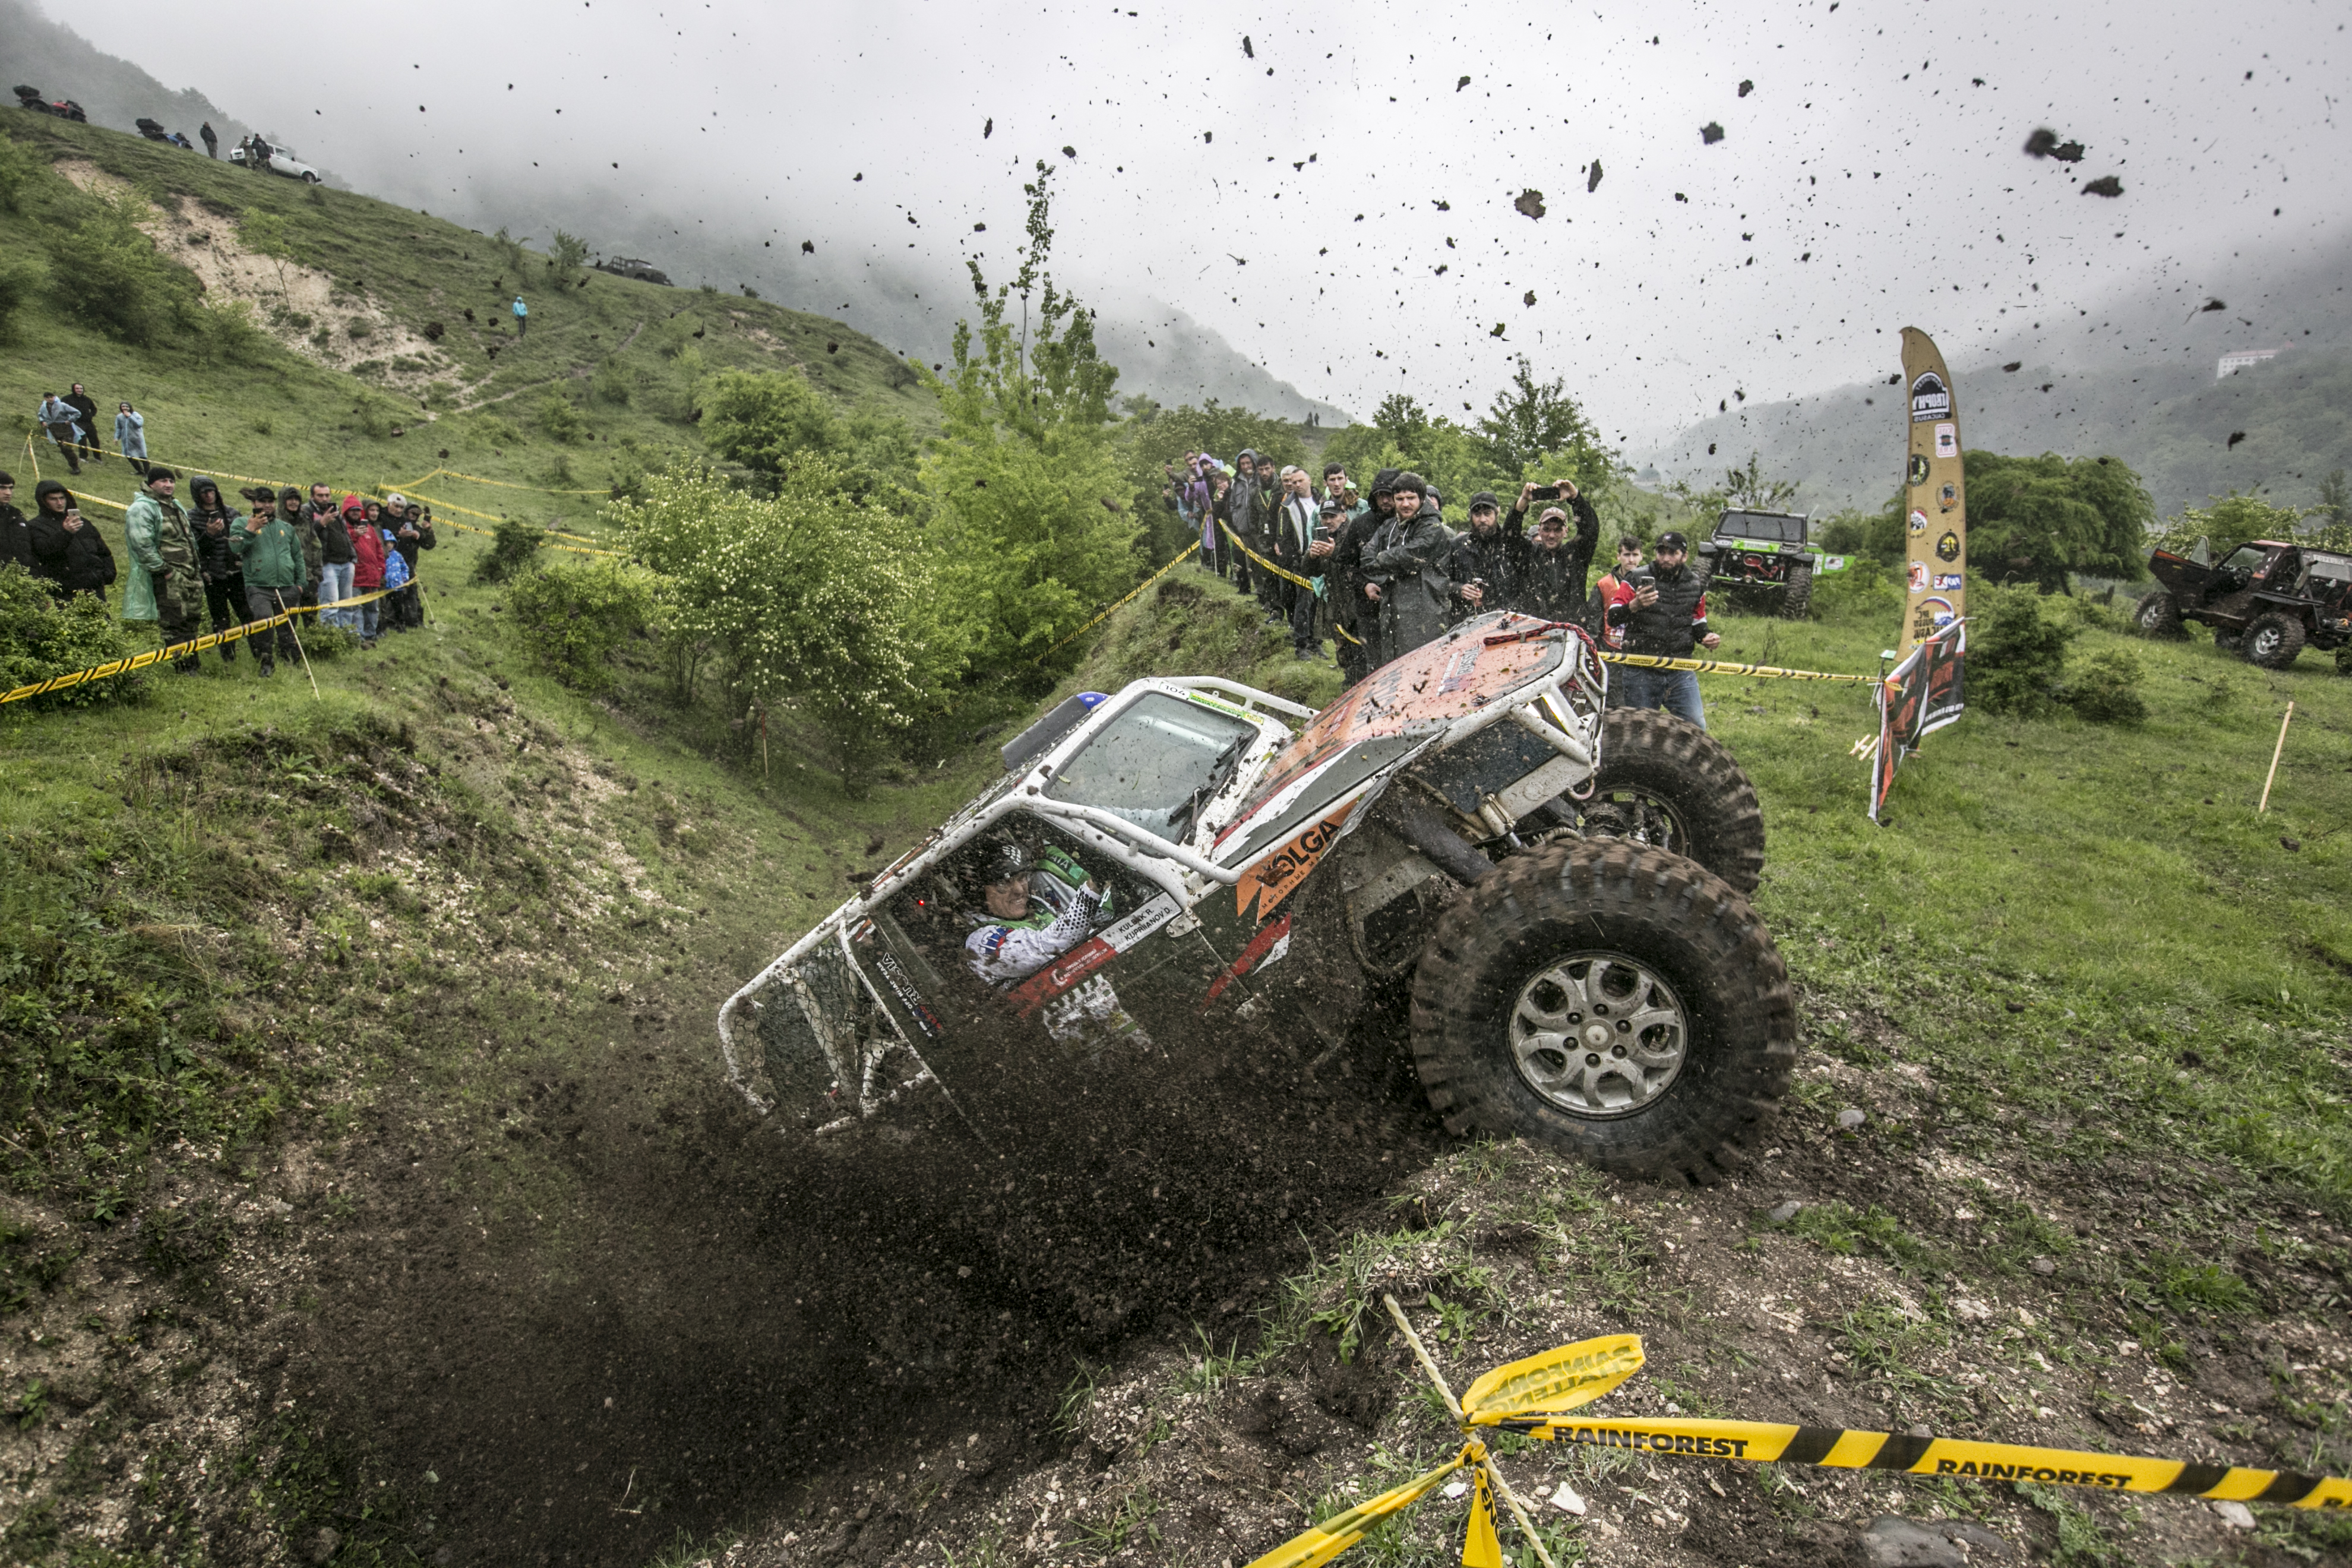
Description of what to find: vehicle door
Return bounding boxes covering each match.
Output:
[2199,543,2275,624]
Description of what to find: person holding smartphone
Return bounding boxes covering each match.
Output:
[1604,530,1719,729]
[1514,480,1601,622]
[28,484,118,601]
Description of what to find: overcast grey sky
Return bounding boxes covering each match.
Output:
[60,0,2352,438]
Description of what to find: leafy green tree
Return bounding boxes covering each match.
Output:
[920,160,1139,675]
[551,230,590,270]
[504,556,662,693]
[701,366,920,506]
[1474,358,1605,479]
[1720,451,1801,514]
[616,462,956,794]
[2149,491,2309,557]
[1965,451,2153,593]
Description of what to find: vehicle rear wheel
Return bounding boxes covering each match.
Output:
[1573,707,1765,896]
[1409,842,1793,1183]
[2244,612,2306,669]
[2133,590,2186,639]
[1780,562,1814,619]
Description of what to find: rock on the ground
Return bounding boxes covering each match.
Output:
[2209,1499,2257,1530]
[1854,1515,1968,1567]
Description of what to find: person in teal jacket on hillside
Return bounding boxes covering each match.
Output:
[229,488,306,676]
[512,295,528,339]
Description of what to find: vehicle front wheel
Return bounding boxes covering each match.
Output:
[1780,562,1814,619]
[2244,612,2306,669]
[1572,706,1765,896]
[1409,842,1793,1183]
[301,171,321,184]
[2133,590,2186,640]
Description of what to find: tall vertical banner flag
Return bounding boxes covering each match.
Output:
[1899,327,1965,656]
[1873,327,1970,820]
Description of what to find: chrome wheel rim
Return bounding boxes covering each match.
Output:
[2252,627,2281,658]
[1509,951,1689,1118]
[1577,788,1691,859]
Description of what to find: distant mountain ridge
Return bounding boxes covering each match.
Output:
[1645,245,2352,519]
[1647,344,2352,521]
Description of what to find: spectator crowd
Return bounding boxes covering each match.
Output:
[6,384,437,679]
[1163,451,1722,728]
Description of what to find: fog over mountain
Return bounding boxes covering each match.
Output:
[15,0,2351,456]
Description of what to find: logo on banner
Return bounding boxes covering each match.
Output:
[1910,372,1951,423]
[1911,595,1957,639]
[1908,509,1930,533]
[1907,454,1931,486]
[1934,422,1959,459]
[1908,562,1929,593]
[1936,531,1961,562]
[1939,481,1959,511]
[1236,801,1358,919]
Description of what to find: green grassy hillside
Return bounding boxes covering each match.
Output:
[1,113,935,539]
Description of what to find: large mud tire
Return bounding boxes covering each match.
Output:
[2244,612,2305,670]
[1409,842,1793,1183]
[1780,562,1814,619]
[1580,707,1765,896]
[2133,590,2186,640]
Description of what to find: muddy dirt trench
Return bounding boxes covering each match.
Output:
[274,1009,1447,1566]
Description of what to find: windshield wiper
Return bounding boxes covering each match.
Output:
[1174,734,1252,838]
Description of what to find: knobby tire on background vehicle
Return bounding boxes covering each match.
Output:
[1779,562,1813,620]
[1577,707,1766,896]
[2243,612,2305,670]
[1408,841,1794,1184]
[2133,590,2186,640]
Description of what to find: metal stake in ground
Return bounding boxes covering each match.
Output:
[273,591,323,702]
[2259,701,2294,814]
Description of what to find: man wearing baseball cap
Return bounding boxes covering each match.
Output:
[1604,530,1719,729]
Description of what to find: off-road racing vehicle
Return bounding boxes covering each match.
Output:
[719,611,1791,1186]
[12,86,87,123]
[593,257,673,286]
[1695,508,1844,619]
[2138,539,2352,669]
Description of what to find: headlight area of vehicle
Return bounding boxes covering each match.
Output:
[716,612,1795,1189]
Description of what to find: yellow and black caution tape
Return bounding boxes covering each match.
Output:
[374,488,624,557]
[1216,518,1319,590]
[391,465,609,500]
[0,585,403,706]
[1246,1298,2349,1568]
[1210,520,1373,644]
[1598,649,1878,685]
[1500,1411,2352,1506]
[1030,541,1200,664]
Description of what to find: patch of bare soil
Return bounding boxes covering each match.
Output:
[52,158,460,394]
[799,995,2351,1568]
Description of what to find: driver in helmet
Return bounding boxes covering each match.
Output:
[963,840,1112,986]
